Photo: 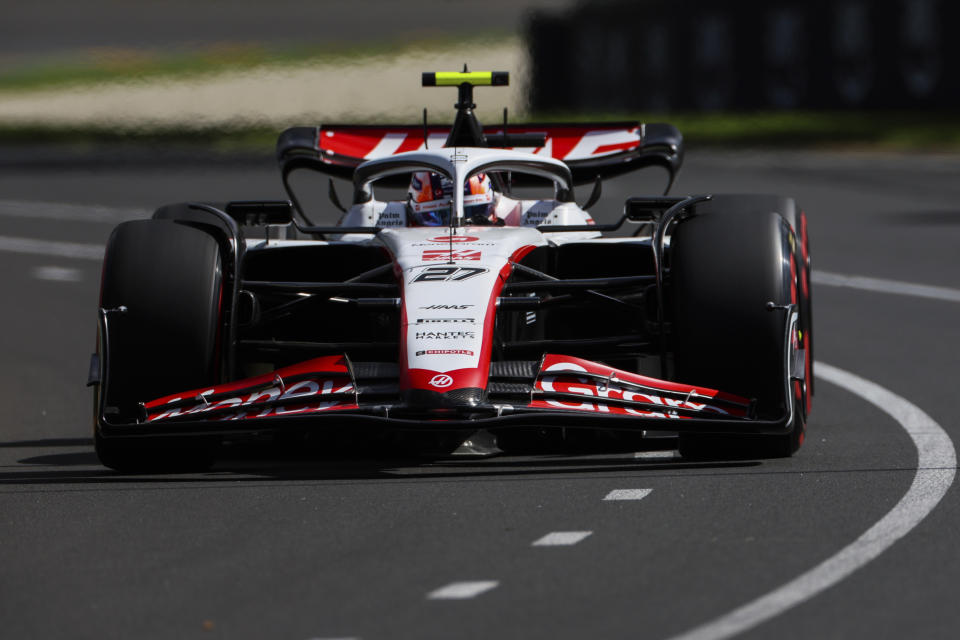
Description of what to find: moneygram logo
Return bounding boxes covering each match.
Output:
[422,249,481,261]
[430,235,478,243]
[429,374,454,388]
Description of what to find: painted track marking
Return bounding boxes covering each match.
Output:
[428,581,499,600]
[604,488,653,501]
[532,531,593,546]
[0,235,103,260]
[813,270,960,303]
[32,266,82,282]
[0,199,148,223]
[635,451,679,460]
[665,361,956,640]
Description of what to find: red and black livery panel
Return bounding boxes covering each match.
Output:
[276,122,683,185]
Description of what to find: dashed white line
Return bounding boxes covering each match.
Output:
[634,451,679,460]
[532,531,593,546]
[604,488,653,501]
[0,199,148,223]
[0,235,104,261]
[812,270,960,303]
[665,361,957,640]
[427,581,499,600]
[32,266,82,282]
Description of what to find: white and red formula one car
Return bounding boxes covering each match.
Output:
[90,71,813,471]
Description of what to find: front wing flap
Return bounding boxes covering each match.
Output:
[97,354,795,439]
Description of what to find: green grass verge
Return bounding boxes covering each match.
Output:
[0,32,514,93]
[2,111,958,152]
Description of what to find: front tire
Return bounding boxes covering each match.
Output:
[670,198,806,459]
[94,220,223,472]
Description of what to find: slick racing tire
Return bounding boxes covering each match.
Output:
[670,200,806,459]
[705,195,813,410]
[94,220,222,472]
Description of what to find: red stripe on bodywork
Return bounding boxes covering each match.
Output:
[395,134,426,154]
[537,354,748,403]
[531,354,750,417]
[790,253,798,305]
[592,141,640,155]
[144,355,357,422]
[509,244,537,264]
[315,124,641,162]
[145,356,351,408]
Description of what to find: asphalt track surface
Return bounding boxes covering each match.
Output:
[2,147,960,639]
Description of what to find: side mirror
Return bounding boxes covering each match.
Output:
[225,200,293,226]
[624,196,687,223]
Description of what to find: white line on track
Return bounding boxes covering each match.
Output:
[665,361,956,640]
[532,531,593,546]
[32,266,82,282]
[604,488,653,501]
[0,199,148,223]
[427,581,499,600]
[813,270,960,303]
[635,451,679,460]
[0,235,104,260]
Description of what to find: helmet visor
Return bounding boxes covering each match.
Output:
[410,200,452,226]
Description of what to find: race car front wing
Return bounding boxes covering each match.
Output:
[94,337,800,440]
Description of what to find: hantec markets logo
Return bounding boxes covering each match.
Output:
[430,235,478,243]
[415,331,476,340]
[429,374,454,388]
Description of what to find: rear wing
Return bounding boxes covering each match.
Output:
[277,121,683,186]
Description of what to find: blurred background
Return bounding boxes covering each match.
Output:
[1,0,957,149]
[531,0,958,112]
[0,0,569,135]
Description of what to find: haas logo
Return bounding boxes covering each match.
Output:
[429,374,454,389]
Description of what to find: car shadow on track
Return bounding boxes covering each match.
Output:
[0,438,93,448]
[2,445,762,487]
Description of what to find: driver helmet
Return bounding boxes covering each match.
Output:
[407,171,496,226]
